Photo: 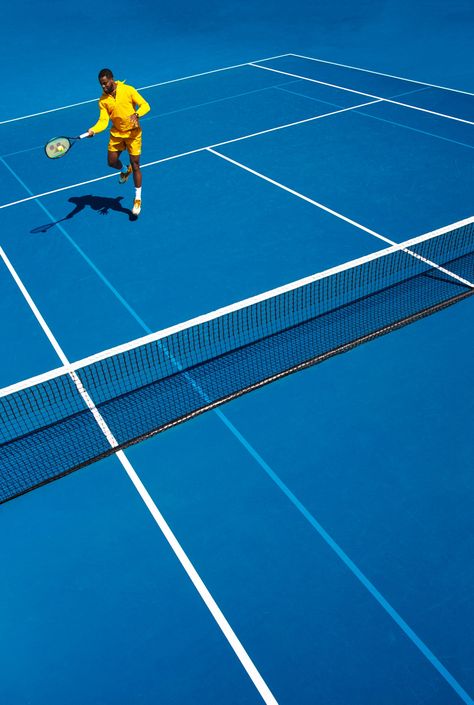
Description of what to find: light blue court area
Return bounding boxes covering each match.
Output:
[0,20,473,705]
[0,198,145,364]
[256,54,428,99]
[273,79,474,148]
[0,157,35,205]
[0,149,384,362]
[0,258,61,386]
[1,69,372,201]
[123,403,471,705]
[259,55,474,122]
[0,454,265,705]
[217,102,473,240]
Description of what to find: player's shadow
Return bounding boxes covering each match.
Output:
[31,195,136,233]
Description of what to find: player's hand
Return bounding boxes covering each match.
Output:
[129,113,139,128]
[87,129,95,137]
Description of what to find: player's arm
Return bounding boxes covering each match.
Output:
[87,101,110,136]
[129,88,150,127]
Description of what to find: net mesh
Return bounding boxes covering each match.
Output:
[1,219,473,503]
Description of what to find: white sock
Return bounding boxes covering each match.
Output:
[135,187,142,200]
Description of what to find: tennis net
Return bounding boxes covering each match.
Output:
[1,217,473,503]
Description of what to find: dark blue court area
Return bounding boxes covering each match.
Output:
[1,2,473,704]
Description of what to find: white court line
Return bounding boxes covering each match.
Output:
[0,53,292,126]
[208,148,474,288]
[0,149,204,210]
[206,99,382,146]
[2,205,472,705]
[1,214,473,398]
[0,242,279,705]
[0,97,103,126]
[208,148,395,246]
[0,99,381,211]
[138,53,292,90]
[250,63,474,125]
[0,79,301,161]
[288,53,474,97]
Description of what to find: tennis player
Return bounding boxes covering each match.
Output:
[87,68,150,216]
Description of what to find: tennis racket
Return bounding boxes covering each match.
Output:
[44,132,90,159]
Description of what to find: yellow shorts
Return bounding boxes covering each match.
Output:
[108,129,142,156]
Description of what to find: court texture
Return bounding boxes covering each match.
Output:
[0,2,473,704]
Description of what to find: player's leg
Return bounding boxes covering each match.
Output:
[130,154,142,215]
[108,136,132,183]
[129,154,142,188]
[107,148,124,171]
[128,132,143,215]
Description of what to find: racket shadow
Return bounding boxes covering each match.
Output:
[31,195,136,233]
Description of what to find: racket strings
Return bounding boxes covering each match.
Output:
[45,137,71,159]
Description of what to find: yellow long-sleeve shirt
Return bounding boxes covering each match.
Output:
[89,81,151,137]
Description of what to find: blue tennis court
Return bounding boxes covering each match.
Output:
[1,3,473,704]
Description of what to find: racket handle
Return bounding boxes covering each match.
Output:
[79,132,90,139]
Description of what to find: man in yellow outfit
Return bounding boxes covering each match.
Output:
[87,68,150,216]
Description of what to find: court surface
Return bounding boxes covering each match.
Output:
[0,23,473,705]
